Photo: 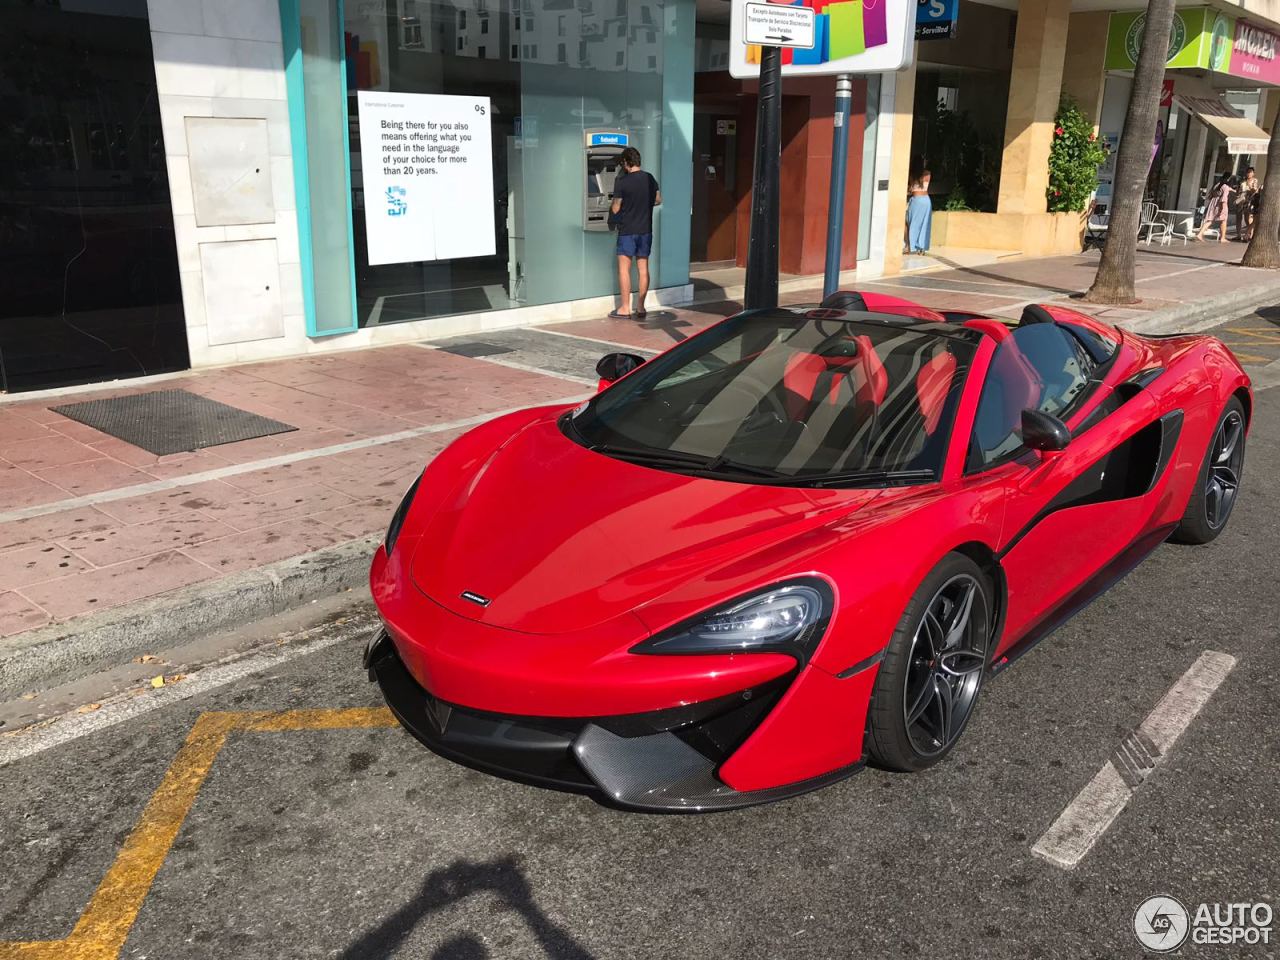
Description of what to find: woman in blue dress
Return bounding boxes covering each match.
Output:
[906,170,933,254]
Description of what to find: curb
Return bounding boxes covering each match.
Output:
[0,535,378,701]
[1108,278,1280,336]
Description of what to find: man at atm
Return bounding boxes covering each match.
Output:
[608,147,662,319]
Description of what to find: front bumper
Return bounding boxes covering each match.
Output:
[366,630,862,812]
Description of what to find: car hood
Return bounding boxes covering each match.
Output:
[409,415,879,634]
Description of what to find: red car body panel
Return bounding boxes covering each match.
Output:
[368,296,1252,809]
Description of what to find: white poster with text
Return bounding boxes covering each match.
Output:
[356,91,495,265]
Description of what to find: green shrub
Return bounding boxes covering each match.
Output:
[944,186,972,212]
[1047,96,1108,213]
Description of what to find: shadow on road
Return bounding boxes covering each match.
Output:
[924,255,1082,296]
[1253,305,1280,326]
[337,855,596,960]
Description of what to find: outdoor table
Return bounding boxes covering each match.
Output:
[1155,209,1193,244]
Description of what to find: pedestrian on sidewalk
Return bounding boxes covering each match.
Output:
[1196,173,1236,243]
[906,171,933,254]
[1236,167,1259,241]
[608,147,661,319]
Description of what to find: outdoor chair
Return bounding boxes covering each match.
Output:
[1083,207,1109,251]
[1139,201,1168,244]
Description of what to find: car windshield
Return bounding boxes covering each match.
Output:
[567,312,977,486]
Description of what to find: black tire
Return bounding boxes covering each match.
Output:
[866,553,993,773]
[1170,397,1246,545]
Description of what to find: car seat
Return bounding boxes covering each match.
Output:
[781,335,887,421]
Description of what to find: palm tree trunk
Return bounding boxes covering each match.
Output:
[1084,0,1175,303]
[1241,131,1280,267]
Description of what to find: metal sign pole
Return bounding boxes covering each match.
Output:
[744,44,782,311]
[822,74,853,300]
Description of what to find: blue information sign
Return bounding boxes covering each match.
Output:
[916,0,958,40]
[587,132,630,147]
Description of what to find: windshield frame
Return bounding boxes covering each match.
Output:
[565,309,981,488]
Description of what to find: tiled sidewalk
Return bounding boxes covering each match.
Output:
[0,345,607,637]
[856,243,1277,326]
[1,244,1277,642]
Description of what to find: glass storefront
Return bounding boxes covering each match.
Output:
[300,0,687,329]
[0,0,186,392]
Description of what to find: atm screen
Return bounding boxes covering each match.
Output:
[587,171,603,197]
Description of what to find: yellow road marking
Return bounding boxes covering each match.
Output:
[0,708,396,960]
[1224,327,1280,344]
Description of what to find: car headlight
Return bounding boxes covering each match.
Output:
[384,474,422,555]
[632,580,832,660]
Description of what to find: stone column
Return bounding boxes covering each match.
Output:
[996,0,1072,215]
[1177,120,1210,212]
[1061,12,1110,129]
[881,57,917,276]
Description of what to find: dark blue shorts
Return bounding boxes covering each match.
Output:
[617,233,653,258]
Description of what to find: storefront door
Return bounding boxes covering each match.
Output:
[690,111,740,264]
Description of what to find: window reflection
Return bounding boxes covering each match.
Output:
[0,0,186,393]
[344,0,666,327]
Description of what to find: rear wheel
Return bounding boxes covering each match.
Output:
[866,554,992,772]
[1171,397,1246,545]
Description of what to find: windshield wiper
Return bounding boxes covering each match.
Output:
[589,443,786,479]
[779,469,936,489]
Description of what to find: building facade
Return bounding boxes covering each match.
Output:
[3,0,1279,393]
[891,0,1280,262]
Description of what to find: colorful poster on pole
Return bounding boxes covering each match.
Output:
[356,91,494,266]
[729,0,915,77]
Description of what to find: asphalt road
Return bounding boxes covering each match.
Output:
[1,324,1277,960]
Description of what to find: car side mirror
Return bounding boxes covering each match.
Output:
[1021,409,1071,454]
[595,352,645,384]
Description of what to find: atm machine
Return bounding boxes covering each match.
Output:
[506,127,631,303]
[583,129,629,232]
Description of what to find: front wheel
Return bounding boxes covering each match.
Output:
[865,554,992,773]
[1171,397,1246,545]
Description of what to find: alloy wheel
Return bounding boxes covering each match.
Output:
[902,574,989,756]
[1205,411,1244,530]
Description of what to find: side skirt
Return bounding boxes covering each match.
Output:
[988,522,1177,676]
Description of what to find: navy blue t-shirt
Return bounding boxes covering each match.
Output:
[613,170,659,236]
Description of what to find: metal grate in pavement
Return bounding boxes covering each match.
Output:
[52,389,297,456]
[436,341,516,359]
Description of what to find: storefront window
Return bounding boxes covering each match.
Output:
[0,0,186,391]
[342,0,668,327]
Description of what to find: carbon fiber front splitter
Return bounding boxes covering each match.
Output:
[366,629,863,812]
[572,723,863,812]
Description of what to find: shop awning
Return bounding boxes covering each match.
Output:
[1175,95,1270,155]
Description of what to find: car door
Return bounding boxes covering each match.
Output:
[966,322,1169,656]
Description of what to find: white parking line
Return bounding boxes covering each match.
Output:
[413,343,598,386]
[0,613,378,767]
[1031,650,1236,869]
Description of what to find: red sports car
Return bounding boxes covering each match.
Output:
[365,292,1251,811]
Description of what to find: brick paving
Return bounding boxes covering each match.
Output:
[0,244,1276,642]
[0,346,588,638]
